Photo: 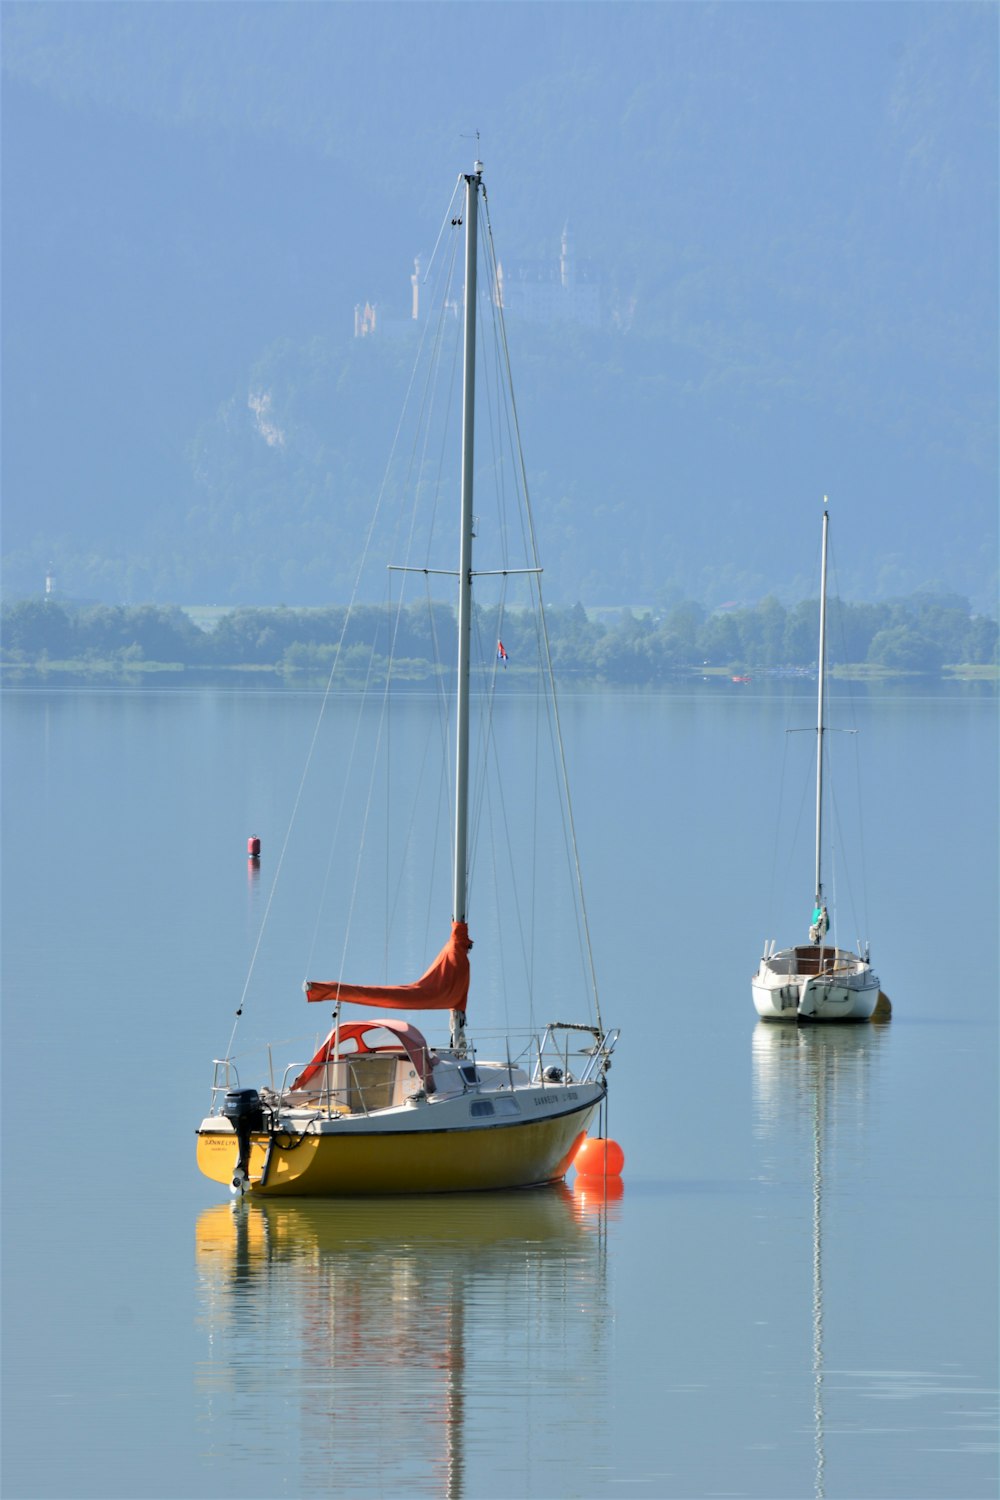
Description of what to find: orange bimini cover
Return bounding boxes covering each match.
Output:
[305,922,472,1012]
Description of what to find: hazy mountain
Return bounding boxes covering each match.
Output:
[2,2,996,610]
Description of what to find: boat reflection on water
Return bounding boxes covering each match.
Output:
[752,1021,886,1500]
[195,1185,612,1497]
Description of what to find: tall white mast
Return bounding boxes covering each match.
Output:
[450,162,483,1052]
[814,499,830,908]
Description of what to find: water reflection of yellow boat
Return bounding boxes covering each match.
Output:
[196,1183,592,1270]
[195,1186,609,1498]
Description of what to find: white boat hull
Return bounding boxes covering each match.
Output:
[752,944,880,1022]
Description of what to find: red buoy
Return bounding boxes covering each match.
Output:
[247,836,261,859]
[573,1136,624,1178]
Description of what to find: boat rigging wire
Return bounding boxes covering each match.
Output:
[419,175,466,293]
[825,537,872,946]
[225,197,465,1054]
[320,226,466,991]
[764,726,792,936]
[760,519,872,955]
[480,188,604,1034]
[225,170,603,1053]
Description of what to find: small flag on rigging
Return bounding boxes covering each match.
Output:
[497,640,508,668]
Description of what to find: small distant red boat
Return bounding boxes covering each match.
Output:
[731,674,751,684]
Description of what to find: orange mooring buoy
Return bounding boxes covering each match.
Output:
[247,836,261,859]
[574,1135,625,1178]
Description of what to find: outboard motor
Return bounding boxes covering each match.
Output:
[221,1088,265,1194]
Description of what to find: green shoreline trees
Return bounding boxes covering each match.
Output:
[2,593,996,681]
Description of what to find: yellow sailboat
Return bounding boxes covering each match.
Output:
[196,162,618,1197]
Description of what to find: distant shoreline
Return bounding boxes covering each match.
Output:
[1,659,995,688]
[3,594,996,684]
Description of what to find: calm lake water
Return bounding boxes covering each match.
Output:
[2,679,997,1499]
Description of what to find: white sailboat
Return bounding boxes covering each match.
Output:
[196,163,618,1195]
[752,502,881,1021]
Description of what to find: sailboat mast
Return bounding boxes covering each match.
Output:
[451,162,482,1050]
[453,163,481,925]
[814,501,829,906]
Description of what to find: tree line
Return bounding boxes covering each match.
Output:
[2,592,996,681]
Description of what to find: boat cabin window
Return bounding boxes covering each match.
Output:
[470,1099,494,1117]
[461,1064,479,1085]
[356,1026,406,1052]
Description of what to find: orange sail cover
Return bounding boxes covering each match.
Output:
[305,922,472,1012]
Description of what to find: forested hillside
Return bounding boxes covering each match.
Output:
[2,5,996,612]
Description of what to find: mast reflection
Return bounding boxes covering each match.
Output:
[752,1022,887,1500]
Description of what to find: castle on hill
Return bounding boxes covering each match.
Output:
[355,225,605,338]
[494,225,602,328]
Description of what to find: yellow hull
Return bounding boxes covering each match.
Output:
[197,1106,594,1197]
